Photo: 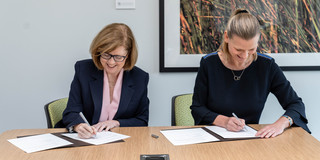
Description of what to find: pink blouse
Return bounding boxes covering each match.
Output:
[99,69,124,122]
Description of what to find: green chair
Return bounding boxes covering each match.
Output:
[44,98,68,128]
[171,94,195,126]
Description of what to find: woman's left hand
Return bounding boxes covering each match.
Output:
[256,116,289,138]
[92,120,120,132]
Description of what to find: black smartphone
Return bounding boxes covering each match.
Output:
[140,154,169,160]
[145,157,165,160]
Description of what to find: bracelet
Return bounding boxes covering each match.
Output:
[283,115,293,126]
[68,125,75,133]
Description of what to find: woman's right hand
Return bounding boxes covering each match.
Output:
[214,115,245,132]
[225,117,246,132]
[74,123,97,139]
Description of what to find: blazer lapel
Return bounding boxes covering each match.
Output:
[114,71,134,119]
[90,69,104,124]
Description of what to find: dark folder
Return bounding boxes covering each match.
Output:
[17,132,124,149]
[161,125,260,144]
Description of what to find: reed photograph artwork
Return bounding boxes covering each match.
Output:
[180,0,320,55]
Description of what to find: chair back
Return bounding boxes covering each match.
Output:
[44,98,68,128]
[171,94,194,126]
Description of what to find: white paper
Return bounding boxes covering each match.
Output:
[8,133,72,153]
[160,128,220,146]
[62,131,130,145]
[205,125,258,138]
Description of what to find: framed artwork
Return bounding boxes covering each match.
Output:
[159,0,320,72]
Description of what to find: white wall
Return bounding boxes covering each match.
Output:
[0,0,319,140]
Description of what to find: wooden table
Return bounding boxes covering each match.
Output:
[1,125,320,160]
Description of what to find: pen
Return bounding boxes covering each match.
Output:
[232,113,247,131]
[79,112,96,138]
[79,112,90,124]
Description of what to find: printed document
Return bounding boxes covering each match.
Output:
[205,125,258,138]
[62,131,130,145]
[160,128,220,146]
[8,133,72,153]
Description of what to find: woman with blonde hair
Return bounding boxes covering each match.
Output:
[191,9,310,138]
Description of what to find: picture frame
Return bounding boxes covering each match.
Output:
[159,0,320,72]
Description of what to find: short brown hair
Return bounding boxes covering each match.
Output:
[90,23,138,70]
[220,9,261,61]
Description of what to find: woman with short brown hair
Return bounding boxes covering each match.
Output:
[62,23,149,139]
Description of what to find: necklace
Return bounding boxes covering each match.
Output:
[231,69,245,81]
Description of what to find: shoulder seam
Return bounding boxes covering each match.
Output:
[203,52,218,59]
[257,53,273,60]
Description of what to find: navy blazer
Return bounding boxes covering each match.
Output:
[62,59,149,129]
